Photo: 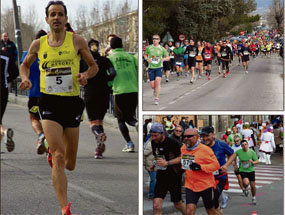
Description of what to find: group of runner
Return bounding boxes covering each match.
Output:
[143,33,282,105]
[145,117,279,215]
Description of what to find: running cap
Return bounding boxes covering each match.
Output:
[227,128,231,132]
[200,126,214,135]
[150,122,164,133]
[110,37,123,49]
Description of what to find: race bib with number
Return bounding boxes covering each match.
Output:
[153,155,167,170]
[241,161,250,169]
[45,67,73,93]
[189,51,196,57]
[221,52,227,57]
[151,56,161,64]
[244,51,249,55]
[205,54,211,59]
[181,154,195,170]
[176,61,182,65]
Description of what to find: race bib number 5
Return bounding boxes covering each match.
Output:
[45,67,73,93]
[181,154,195,170]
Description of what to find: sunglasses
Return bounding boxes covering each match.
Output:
[153,38,159,40]
[234,140,240,142]
[184,134,195,138]
[175,130,183,132]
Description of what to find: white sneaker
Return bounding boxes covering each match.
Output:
[154,98,159,105]
[245,70,248,74]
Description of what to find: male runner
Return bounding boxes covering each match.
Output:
[240,42,251,74]
[223,140,259,205]
[80,39,116,158]
[219,41,232,78]
[20,30,47,155]
[173,41,184,80]
[19,2,98,214]
[227,126,242,147]
[201,126,234,212]
[169,128,220,215]
[202,42,215,80]
[150,123,186,215]
[107,37,138,152]
[184,40,197,83]
[231,135,245,194]
[144,35,169,105]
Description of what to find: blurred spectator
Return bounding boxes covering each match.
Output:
[1,32,18,62]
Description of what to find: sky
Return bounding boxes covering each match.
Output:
[2,0,138,30]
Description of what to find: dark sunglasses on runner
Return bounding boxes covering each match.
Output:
[184,134,195,138]
[175,130,183,132]
[153,38,159,40]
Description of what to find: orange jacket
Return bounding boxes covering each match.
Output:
[181,143,220,192]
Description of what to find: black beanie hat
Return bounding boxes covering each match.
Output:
[88,39,100,48]
[110,37,123,49]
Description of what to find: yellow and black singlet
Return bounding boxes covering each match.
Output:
[38,31,80,96]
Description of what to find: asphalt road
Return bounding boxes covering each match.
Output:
[1,103,138,215]
[143,54,284,111]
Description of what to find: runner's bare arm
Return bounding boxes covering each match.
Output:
[19,39,40,90]
[74,34,98,84]
[221,153,236,172]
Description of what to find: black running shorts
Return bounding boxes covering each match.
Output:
[203,60,212,67]
[242,55,250,62]
[39,93,85,128]
[186,187,214,209]
[84,93,109,121]
[114,92,138,123]
[188,57,196,68]
[154,172,182,202]
[240,171,255,181]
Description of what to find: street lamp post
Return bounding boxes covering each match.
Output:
[12,0,23,96]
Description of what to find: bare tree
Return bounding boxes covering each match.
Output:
[75,6,88,31]
[267,0,284,34]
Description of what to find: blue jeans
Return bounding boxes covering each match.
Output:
[148,170,157,198]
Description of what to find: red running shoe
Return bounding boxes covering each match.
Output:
[62,202,72,215]
[47,147,53,168]
[226,70,230,75]
[223,74,226,78]
[208,77,211,80]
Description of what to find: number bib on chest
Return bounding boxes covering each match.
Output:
[205,54,211,59]
[151,57,161,64]
[189,52,196,57]
[153,155,167,170]
[221,52,227,57]
[45,67,73,93]
[244,51,249,55]
[181,154,195,170]
[241,161,250,169]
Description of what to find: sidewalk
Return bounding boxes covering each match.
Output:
[7,93,136,131]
